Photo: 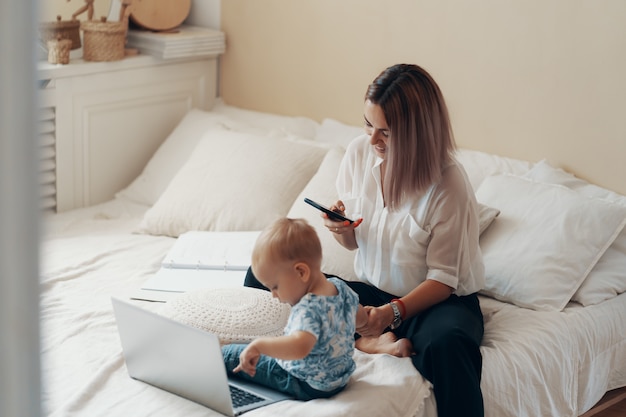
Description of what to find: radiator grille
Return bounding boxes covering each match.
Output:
[39,106,56,212]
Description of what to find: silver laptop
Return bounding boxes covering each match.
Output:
[111,297,292,416]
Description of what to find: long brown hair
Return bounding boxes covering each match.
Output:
[365,64,456,209]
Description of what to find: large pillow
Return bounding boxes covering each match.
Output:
[287,147,358,281]
[116,109,235,206]
[313,118,364,149]
[212,98,320,140]
[137,130,328,237]
[477,203,500,235]
[524,160,626,306]
[286,147,502,282]
[160,287,291,345]
[314,123,535,190]
[476,174,626,311]
[455,148,534,192]
[311,120,535,189]
[117,105,322,207]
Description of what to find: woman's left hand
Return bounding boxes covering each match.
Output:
[356,305,393,337]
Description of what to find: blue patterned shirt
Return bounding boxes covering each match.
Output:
[277,277,359,391]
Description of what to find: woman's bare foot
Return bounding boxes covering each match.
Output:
[356,332,413,357]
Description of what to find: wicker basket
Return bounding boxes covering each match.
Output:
[39,16,81,50]
[47,37,73,64]
[81,18,127,62]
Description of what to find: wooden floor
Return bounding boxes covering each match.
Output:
[592,398,626,417]
[580,388,626,417]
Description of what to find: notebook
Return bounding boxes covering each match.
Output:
[111,297,292,416]
[133,231,261,302]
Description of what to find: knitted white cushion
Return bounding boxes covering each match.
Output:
[160,287,291,345]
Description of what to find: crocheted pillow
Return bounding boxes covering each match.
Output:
[160,287,291,345]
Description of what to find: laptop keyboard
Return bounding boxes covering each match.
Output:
[229,384,266,408]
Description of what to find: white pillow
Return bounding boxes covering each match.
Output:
[116,109,264,207]
[455,148,534,192]
[314,118,364,148]
[286,147,501,281]
[476,174,626,311]
[524,160,626,306]
[314,125,535,189]
[287,147,358,281]
[117,105,322,207]
[160,287,291,345]
[137,130,328,237]
[477,203,500,235]
[212,98,320,140]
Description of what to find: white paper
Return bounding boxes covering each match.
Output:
[161,231,260,271]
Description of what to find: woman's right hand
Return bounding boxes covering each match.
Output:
[322,200,362,250]
[322,200,347,231]
[356,305,393,338]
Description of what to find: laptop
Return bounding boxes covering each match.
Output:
[111,297,293,416]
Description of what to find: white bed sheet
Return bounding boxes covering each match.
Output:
[40,198,626,417]
[479,294,626,416]
[40,198,433,417]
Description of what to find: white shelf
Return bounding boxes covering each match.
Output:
[37,55,220,212]
[37,52,220,81]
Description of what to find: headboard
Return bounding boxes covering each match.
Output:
[219,0,626,195]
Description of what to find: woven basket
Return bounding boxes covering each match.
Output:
[81,18,127,62]
[47,37,73,64]
[39,16,81,50]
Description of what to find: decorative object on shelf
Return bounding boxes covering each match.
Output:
[47,35,73,64]
[129,0,191,32]
[78,0,137,62]
[81,16,127,61]
[122,0,212,60]
[126,25,225,60]
[69,0,96,21]
[119,0,133,22]
[39,15,81,50]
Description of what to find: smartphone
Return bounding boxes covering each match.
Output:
[303,198,354,224]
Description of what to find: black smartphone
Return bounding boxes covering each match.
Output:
[304,198,354,224]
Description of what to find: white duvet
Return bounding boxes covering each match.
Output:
[40,198,626,417]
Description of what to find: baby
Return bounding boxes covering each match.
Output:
[222,218,367,401]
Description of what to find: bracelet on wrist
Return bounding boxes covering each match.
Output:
[391,298,406,320]
[388,301,402,330]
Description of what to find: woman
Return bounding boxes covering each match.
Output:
[246,63,485,417]
[325,63,485,417]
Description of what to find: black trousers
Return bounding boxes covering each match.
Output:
[244,267,485,417]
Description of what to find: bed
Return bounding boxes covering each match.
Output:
[40,100,626,417]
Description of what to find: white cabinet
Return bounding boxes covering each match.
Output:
[38,55,218,212]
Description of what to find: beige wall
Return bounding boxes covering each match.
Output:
[221,0,626,195]
[39,0,112,22]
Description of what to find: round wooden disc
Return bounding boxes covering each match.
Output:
[130,0,191,32]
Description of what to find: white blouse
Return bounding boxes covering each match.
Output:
[337,135,485,297]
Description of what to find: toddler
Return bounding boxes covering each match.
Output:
[222,218,366,401]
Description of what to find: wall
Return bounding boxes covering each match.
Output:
[40,0,220,27]
[40,0,112,22]
[220,0,626,195]
[186,0,221,29]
